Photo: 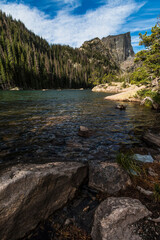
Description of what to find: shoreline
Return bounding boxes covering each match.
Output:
[92,82,146,102]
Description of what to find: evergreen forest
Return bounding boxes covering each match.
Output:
[0,11,117,90]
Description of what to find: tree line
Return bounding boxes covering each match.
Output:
[0,11,117,90]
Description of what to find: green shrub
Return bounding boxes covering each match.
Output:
[102,73,118,83]
[129,67,150,85]
[137,89,160,104]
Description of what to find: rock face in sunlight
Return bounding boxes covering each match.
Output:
[102,32,135,63]
[0,162,87,240]
[81,32,134,65]
[89,162,131,194]
[91,197,151,240]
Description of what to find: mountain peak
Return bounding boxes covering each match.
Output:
[101,32,135,62]
[81,32,134,64]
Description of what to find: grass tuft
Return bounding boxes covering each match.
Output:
[116,153,141,176]
[154,183,160,202]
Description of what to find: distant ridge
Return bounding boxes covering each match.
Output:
[0,10,134,90]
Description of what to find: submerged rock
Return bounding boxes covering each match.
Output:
[0,162,87,240]
[115,104,127,110]
[78,126,90,138]
[91,197,151,240]
[88,162,131,194]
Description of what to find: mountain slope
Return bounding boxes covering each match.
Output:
[0,11,119,90]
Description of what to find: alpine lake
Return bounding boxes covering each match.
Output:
[0,89,160,167]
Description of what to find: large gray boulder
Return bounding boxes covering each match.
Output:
[0,162,87,240]
[91,197,151,240]
[89,162,131,194]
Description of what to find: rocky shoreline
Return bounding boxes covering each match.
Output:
[93,82,160,111]
[1,129,160,240]
[92,82,146,102]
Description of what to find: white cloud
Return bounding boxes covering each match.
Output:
[126,17,157,49]
[0,0,146,47]
[53,0,81,11]
[131,36,140,47]
[127,18,157,32]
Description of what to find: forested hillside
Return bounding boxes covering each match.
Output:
[0,11,118,90]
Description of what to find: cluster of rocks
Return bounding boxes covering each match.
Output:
[0,160,152,240]
[92,82,124,93]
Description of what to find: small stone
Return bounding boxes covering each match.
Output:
[83,206,90,212]
[64,219,72,226]
[115,104,126,110]
[154,155,160,162]
[134,154,154,163]
[36,149,43,154]
[137,186,153,196]
[148,167,158,177]
[78,126,90,138]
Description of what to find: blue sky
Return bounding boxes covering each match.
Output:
[0,0,159,52]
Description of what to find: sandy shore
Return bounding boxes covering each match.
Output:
[105,85,145,102]
[92,82,146,102]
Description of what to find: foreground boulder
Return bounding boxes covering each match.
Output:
[0,162,87,240]
[89,162,131,194]
[91,197,151,240]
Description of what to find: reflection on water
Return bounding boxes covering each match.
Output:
[0,90,159,165]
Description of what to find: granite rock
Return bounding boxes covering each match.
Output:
[89,162,131,194]
[0,162,87,240]
[91,197,151,240]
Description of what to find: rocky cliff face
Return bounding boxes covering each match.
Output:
[81,32,134,65]
[81,37,112,58]
[102,32,135,62]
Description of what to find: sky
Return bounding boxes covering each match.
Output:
[0,0,159,52]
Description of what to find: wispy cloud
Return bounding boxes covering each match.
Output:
[0,0,146,47]
[131,36,141,46]
[53,0,81,11]
[128,17,157,32]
